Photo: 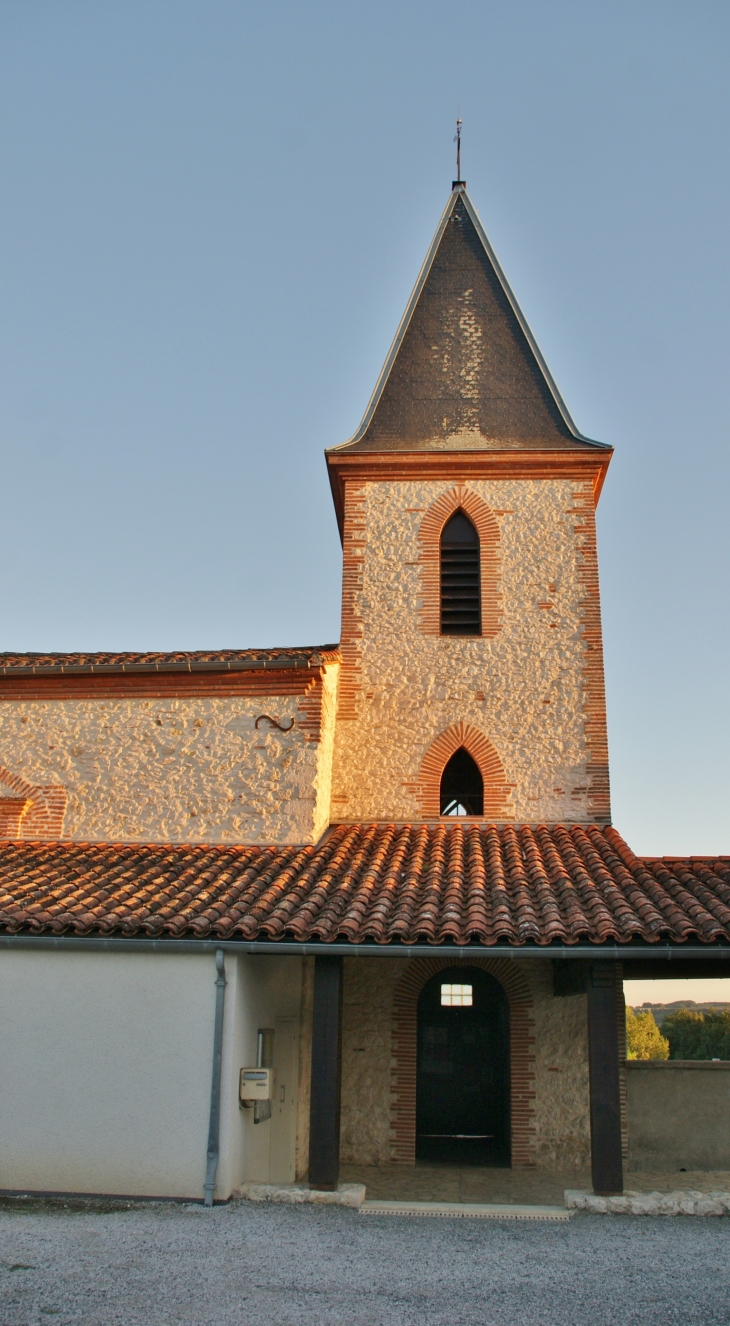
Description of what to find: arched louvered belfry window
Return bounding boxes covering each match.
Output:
[440,747,484,817]
[440,510,481,635]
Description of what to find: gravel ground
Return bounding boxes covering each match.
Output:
[1,1198,729,1326]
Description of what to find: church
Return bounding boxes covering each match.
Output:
[1,181,728,1205]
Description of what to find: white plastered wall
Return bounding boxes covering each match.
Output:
[0,950,216,1198]
[217,954,305,1192]
[0,663,339,845]
[0,949,306,1200]
[332,478,602,824]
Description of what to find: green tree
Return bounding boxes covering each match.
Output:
[661,1008,730,1060]
[626,1007,669,1060]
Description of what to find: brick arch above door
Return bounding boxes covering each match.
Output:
[390,956,536,1167]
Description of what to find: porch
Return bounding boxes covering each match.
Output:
[339,1162,730,1206]
[309,951,730,1199]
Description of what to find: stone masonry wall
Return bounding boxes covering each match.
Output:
[331,477,609,825]
[531,964,591,1169]
[339,957,590,1170]
[0,664,339,845]
[340,958,403,1166]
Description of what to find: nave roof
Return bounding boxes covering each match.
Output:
[2,824,728,949]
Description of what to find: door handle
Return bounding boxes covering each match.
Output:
[280,1085,285,1103]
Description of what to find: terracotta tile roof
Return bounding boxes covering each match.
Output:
[1,824,729,947]
[0,647,340,676]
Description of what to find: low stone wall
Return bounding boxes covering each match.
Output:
[627,1061,730,1172]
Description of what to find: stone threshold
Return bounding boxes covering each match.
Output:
[233,1182,366,1208]
[360,1199,569,1221]
[566,1189,730,1215]
[234,1180,730,1218]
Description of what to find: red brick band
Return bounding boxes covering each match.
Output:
[570,481,610,823]
[616,963,628,1161]
[337,482,366,720]
[0,671,324,702]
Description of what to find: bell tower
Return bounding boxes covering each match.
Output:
[326,183,612,827]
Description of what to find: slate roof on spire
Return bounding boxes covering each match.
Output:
[329,187,609,454]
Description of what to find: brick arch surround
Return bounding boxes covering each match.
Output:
[390,956,536,1167]
[417,485,502,637]
[0,765,67,840]
[417,721,513,819]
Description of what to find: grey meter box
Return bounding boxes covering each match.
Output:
[239,1067,272,1103]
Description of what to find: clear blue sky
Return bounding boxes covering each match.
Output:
[1,1,728,856]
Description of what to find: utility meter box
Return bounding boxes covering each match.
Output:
[239,1067,272,1103]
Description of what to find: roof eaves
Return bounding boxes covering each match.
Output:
[0,649,342,678]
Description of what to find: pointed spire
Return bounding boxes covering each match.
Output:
[330,187,607,455]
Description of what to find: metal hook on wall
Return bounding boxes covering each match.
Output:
[254,714,295,732]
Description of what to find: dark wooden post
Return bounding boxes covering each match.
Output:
[308,955,343,1191]
[587,963,623,1195]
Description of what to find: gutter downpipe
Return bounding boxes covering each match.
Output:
[204,949,227,1207]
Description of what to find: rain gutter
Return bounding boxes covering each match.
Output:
[1,936,728,961]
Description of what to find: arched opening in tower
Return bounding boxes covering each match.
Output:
[440,509,481,635]
[440,747,484,816]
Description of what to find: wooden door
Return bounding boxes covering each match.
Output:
[416,967,510,1166]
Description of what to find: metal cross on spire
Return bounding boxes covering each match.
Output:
[454,118,463,187]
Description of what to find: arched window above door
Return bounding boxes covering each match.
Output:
[418,722,511,820]
[440,510,481,635]
[440,747,484,816]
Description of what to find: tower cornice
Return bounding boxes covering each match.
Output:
[326,447,612,541]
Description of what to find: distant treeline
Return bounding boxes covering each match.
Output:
[636,1000,730,1028]
[627,1006,730,1060]
[662,1008,730,1060]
